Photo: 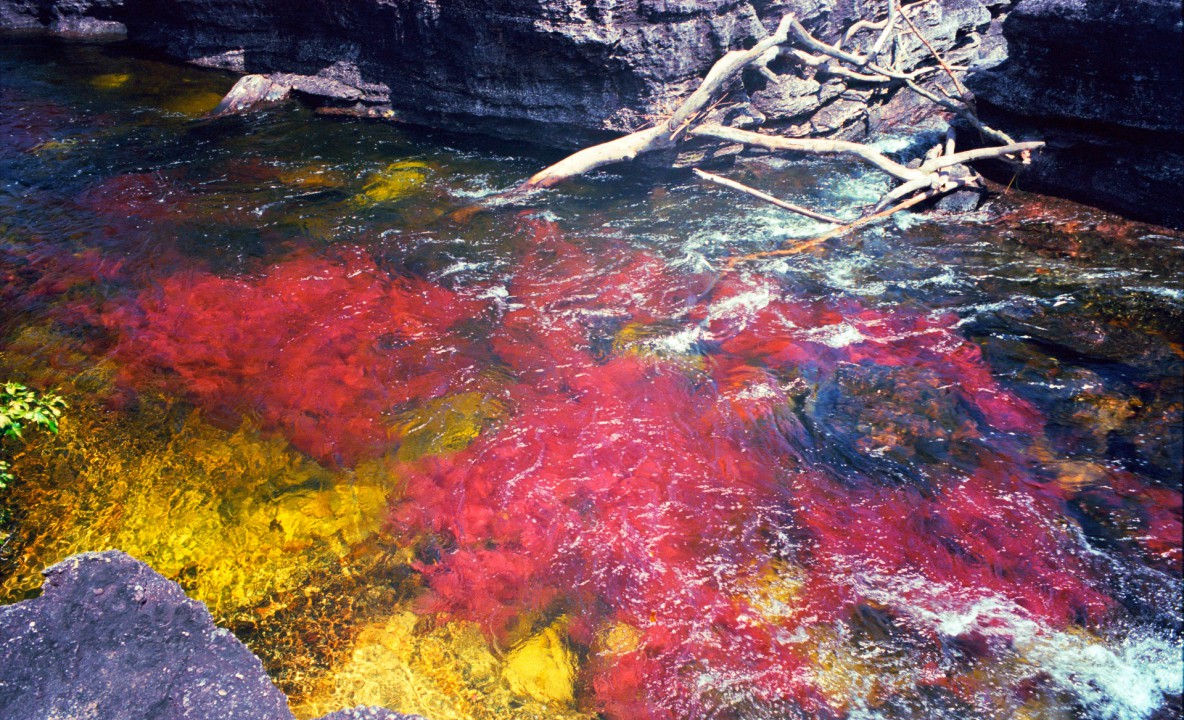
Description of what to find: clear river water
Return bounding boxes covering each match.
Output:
[1,36,1181,720]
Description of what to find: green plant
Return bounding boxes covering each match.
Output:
[1,382,67,489]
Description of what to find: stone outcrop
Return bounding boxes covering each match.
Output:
[4,0,1178,225]
[0,551,421,720]
[966,0,1184,227]
[0,0,1006,145]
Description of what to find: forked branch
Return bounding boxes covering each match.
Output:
[520,3,1038,256]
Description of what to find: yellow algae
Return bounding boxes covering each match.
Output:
[1070,392,1142,435]
[1053,460,1110,491]
[597,622,643,656]
[356,161,431,205]
[804,625,913,711]
[391,391,505,463]
[0,382,399,614]
[295,612,592,720]
[91,72,131,89]
[161,90,227,117]
[502,617,577,705]
[29,137,81,155]
[611,321,706,371]
[738,560,806,622]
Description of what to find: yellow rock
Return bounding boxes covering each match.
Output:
[162,91,226,117]
[357,161,430,205]
[392,391,505,462]
[502,617,577,705]
[91,73,131,89]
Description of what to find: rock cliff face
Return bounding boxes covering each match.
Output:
[967,0,1184,226]
[4,0,1180,225]
[0,0,1006,144]
[0,551,419,720]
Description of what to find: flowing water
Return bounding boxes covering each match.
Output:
[1,36,1181,720]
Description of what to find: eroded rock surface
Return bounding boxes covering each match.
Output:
[967,0,1184,227]
[0,0,1006,144]
[0,551,422,720]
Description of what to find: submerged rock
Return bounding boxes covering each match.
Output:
[0,550,424,720]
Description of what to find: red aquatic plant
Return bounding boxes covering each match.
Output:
[77,171,196,224]
[104,248,490,465]
[390,218,1123,717]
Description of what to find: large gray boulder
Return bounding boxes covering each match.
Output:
[0,551,420,720]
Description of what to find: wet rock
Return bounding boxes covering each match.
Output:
[0,550,292,720]
[0,551,428,720]
[804,362,999,491]
[935,187,986,213]
[0,0,125,36]
[210,73,292,117]
[966,0,1184,227]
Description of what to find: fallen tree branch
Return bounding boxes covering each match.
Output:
[899,1,967,97]
[517,6,1038,249]
[725,183,954,268]
[692,169,845,224]
[522,15,796,189]
[690,124,925,182]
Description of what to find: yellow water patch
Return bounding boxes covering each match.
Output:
[356,161,431,205]
[597,621,643,656]
[162,91,227,117]
[91,73,131,89]
[296,612,591,720]
[0,396,398,614]
[502,617,577,704]
[391,391,505,462]
[738,560,807,622]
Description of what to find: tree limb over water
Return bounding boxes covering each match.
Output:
[520,1,1041,258]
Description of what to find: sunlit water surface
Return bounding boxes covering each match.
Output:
[1,37,1181,720]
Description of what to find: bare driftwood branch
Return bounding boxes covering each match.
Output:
[690,124,926,182]
[522,15,796,189]
[518,5,1039,260]
[726,181,966,268]
[899,2,967,97]
[693,169,845,224]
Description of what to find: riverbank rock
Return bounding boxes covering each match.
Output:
[0,0,1005,146]
[0,551,423,720]
[966,0,1184,227]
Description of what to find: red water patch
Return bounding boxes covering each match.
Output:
[77,171,196,224]
[103,249,490,464]
[389,219,1115,716]
[0,88,72,153]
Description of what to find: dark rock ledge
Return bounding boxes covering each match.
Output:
[2,0,1181,227]
[967,0,1184,228]
[0,551,420,720]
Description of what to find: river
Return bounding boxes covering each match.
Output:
[1,35,1181,720]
